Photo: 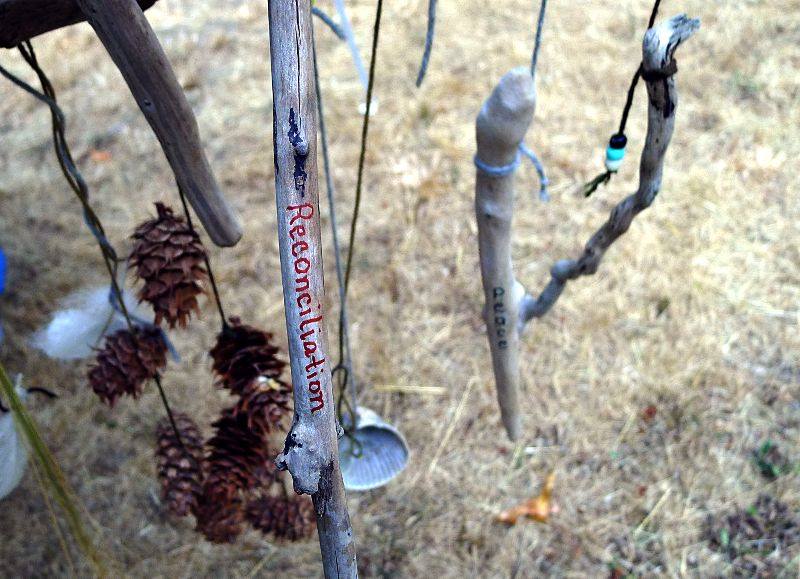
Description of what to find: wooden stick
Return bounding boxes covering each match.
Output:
[73,0,243,247]
[475,68,537,441]
[267,1,357,577]
[0,0,158,48]
[476,15,700,441]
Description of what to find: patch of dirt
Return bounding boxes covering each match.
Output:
[704,494,800,577]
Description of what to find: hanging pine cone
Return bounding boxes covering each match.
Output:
[204,411,276,495]
[88,326,167,406]
[129,202,208,329]
[209,317,286,395]
[195,486,245,543]
[246,495,316,542]
[228,377,292,436]
[155,413,204,517]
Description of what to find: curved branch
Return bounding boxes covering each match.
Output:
[73,0,243,247]
[519,14,700,325]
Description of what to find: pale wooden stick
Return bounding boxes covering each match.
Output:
[476,15,700,441]
[475,68,537,441]
[0,0,159,48]
[73,0,243,247]
[267,1,357,577]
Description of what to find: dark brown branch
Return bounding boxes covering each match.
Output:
[0,0,158,48]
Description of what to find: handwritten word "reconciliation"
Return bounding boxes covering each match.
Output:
[287,202,326,412]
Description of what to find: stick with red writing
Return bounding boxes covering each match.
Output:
[268,1,358,577]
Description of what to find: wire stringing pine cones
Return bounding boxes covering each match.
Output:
[155,413,204,517]
[130,202,208,329]
[88,326,167,406]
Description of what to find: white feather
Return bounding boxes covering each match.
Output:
[32,286,150,360]
[0,387,28,500]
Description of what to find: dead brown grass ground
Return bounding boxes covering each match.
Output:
[1,0,799,576]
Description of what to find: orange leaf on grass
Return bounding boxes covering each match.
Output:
[496,472,557,525]
[89,149,113,162]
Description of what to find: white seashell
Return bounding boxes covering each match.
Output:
[338,406,408,491]
[0,387,28,500]
[32,286,150,360]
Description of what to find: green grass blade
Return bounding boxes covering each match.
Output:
[0,362,107,577]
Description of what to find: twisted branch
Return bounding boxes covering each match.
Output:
[520,15,700,326]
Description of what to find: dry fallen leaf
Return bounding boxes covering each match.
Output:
[496,472,557,525]
[89,149,113,162]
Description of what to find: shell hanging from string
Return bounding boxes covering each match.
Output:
[313,14,408,491]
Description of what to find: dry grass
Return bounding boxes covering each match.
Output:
[1,0,799,576]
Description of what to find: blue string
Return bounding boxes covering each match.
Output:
[473,151,521,177]
[519,143,550,201]
[416,0,438,87]
[312,6,347,40]
[474,143,550,202]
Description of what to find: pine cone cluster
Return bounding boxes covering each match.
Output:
[155,413,204,517]
[203,412,276,495]
[230,377,293,436]
[194,487,245,544]
[130,202,208,329]
[210,318,286,395]
[88,326,167,406]
[87,202,312,544]
[246,495,316,542]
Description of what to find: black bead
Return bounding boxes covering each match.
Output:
[609,133,628,149]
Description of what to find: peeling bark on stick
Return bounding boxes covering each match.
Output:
[268,1,357,577]
[74,0,243,247]
[476,15,700,441]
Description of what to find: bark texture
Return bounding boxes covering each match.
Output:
[72,0,242,247]
[267,1,358,577]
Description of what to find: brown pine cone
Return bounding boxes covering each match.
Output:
[246,495,316,542]
[88,326,167,406]
[129,202,208,328]
[209,317,286,395]
[195,485,245,543]
[204,411,276,494]
[228,377,293,437]
[155,413,204,517]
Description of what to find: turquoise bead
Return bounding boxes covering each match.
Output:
[605,146,626,161]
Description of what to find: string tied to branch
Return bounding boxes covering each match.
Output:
[474,142,550,202]
[579,0,664,198]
